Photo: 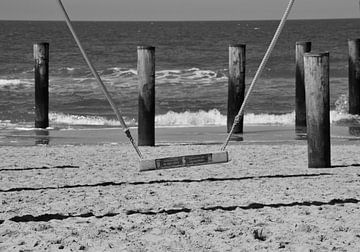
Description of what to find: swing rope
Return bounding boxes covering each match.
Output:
[221,0,295,151]
[56,0,144,159]
[57,0,295,163]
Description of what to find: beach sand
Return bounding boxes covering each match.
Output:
[1,126,360,251]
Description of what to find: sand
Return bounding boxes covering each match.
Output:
[1,129,360,251]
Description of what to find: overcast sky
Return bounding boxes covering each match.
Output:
[1,0,359,21]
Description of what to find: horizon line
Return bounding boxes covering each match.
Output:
[0,17,358,22]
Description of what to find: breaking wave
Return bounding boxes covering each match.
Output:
[49,113,136,127]
[155,109,226,127]
[47,108,360,129]
[47,110,296,128]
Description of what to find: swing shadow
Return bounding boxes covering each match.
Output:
[126,198,360,216]
[0,165,79,172]
[331,163,360,168]
[1,197,358,224]
[0,172,333,193]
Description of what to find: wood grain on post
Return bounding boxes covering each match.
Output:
[348,39,360,115]
[227,44,246,133]
[304,52,331,168]
[295,41,311,134]
[34,42,49,129]
[137,46,155,146]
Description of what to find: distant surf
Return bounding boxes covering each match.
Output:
[0,92,358,130]
[44,109,360,129]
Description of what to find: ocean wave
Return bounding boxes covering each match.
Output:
[330,111,360,126]
[332,95,360,125]
[246,110,360,126]
[0,79,33,90]
[14,127,55,131]
[155,68,227,82]
[48,110,227,128]
[0,120,17,128]
[47,110,295,127]
[0,79,21,86]
[245,110,360,126]
[20,66,82,76]
[334,94,348,113]
[107,67,137,77]
[51,109,360,127]
[244,112,295,125]
[150,94,360,127]
[4,108,360,130]
[101,67,227,83]
[49,112,136,127]
[155,109,226,126]
[13,67,227,89]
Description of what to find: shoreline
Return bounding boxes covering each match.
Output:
[1,124,360,146]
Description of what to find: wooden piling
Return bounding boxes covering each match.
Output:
[137,46,155,146]
[304,52,331,168]
[227,44,246,133]
[348,39,360,115]
[295,41,311,134]
[34,42,49,129]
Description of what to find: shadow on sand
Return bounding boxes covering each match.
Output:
[1,198,358,224]
[0,173,333,193]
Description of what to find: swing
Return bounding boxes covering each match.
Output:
[56,0,295,171]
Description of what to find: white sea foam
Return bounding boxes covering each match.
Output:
[46,110,356,128]
[244,111,295,125]
[4,108,360,131]
[0,78,33,88]
[155,109,226,126]
[104,67,226,83]
[330,111,360,125]
[330,94,360,125]
[0,120,16,128]
[107,67,137,77]
[48,110,296,127]
[49,113,127,126]
[1,67,227,91]
[14,127,39,131]
[0,79,21,85]
[246,110,360,126]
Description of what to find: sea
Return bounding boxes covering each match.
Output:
[1,19,360,130]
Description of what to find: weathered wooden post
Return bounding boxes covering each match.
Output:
[295,41,311,134]
[348,39,360,115]
[34,42,49,129]
[227,44,246,133]
[137,46,155,146]
[304,52,331,168]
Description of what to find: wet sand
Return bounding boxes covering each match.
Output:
[1,126,360,251]
[1,124,360,146]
